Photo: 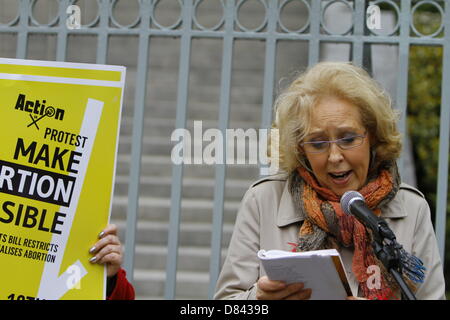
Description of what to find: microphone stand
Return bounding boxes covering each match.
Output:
[371,221,417,300]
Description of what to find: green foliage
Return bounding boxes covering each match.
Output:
[407,44,442,211]
[406,14,449,296]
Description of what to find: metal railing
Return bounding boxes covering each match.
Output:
[0,0,448,299]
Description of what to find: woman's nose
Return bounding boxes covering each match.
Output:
[327,142,344,163]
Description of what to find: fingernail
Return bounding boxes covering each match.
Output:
[98,231,105,239]
[89,246,96,253]
[89,256,97,263]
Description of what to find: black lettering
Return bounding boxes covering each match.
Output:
[69,134,76,146]
[51,147,68,171]
[0,201,14,223]
[58,131,65,143]
[23,206,38,228]
[38,209,50,232]
[75,135,82,147]
[33,100,41,115]
[51,129,58,141]
[13,140,81,174]
[0,201,65,234]
[13,138,37,163]
[15,94,25,111]
[51,212,66,234]
[40,100,46,115]
[80,136,88,148]
[43,127,52,139]
[25,101,34,113]
[33,144,50,167]
[67,151,82,174]
[55,109,64,120]
[14,203,24,226]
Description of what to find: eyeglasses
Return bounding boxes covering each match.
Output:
[300,132,367,154]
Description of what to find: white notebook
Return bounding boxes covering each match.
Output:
[258,249,353,300]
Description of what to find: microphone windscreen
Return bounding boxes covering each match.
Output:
[340,190,364,215]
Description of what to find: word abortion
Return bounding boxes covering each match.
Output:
[0,160,75,207]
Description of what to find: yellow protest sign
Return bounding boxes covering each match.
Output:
[0,58,126,300]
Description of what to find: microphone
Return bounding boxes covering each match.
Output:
[340,191,396,241]
[340,191,425,299]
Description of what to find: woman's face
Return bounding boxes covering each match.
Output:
[302,96,371,196]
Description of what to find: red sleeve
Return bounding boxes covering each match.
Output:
[106,268,135,300]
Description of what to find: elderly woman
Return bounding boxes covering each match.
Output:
[214,62,445,300]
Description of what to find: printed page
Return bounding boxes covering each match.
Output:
[258,249,351,300]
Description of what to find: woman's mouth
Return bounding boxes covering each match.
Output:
[328,170,352,185]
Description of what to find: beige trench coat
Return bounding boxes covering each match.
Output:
[214,173,446,300]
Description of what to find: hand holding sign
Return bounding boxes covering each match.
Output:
[89,224,124,278]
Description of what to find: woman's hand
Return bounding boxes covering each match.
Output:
[89,224,123,277]
[256,276,312,300]
[346,296,368,300]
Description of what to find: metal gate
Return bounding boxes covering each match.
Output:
[0,0,448,299]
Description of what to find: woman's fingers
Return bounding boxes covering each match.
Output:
[285,287,312,300]
[90,244,122,264]
[257,276,286,292]
[98,224,118,238]
[256,276,310,300]
[90,234,121,254]
[257,283,306,300]
[89,224,123,277]
[346,296,368,300]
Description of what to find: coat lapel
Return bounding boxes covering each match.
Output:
[380,185,407,218]
[276,180,305,227]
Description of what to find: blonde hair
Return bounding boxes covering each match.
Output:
[271,62,402,173]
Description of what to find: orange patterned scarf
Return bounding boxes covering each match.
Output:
[289,164,401,299]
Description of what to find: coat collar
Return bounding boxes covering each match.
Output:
[380,184,408,218]
[276,180,407,227]
[276,180,305,227]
